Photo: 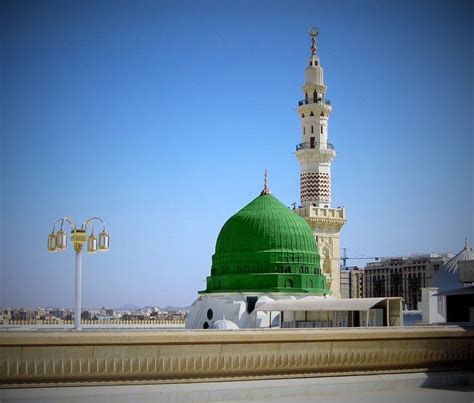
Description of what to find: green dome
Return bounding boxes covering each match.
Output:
[202,192,328,294]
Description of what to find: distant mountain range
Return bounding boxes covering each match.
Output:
[117,304,191,311]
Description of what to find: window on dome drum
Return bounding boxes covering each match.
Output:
[247,297,258,314]
[207,309,213,320]
[203,322,209,329]
[285,279,294,288]
[301,113,305,118]
[310,111,314,116]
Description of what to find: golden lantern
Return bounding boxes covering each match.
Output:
[98,230,110,251]
[47,233,57,252]
[87,233,98,253]
[55,229,67,250]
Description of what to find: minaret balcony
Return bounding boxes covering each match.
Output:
[298,98,331,107]
[296,142,334,151]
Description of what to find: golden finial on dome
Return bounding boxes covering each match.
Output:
[260,169,271,195]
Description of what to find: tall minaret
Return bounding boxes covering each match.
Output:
[295,28,346,298]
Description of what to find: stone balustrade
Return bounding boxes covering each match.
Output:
[1,319,185,326]
[1,326,473,386]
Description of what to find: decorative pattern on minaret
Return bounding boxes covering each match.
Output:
[300,173,331,204]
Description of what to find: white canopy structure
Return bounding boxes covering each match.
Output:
[255,297,400,312]
[256,296,404,327]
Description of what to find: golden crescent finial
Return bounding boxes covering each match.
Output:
[260,169,271,195]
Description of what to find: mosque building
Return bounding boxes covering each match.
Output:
[185,30,401,330]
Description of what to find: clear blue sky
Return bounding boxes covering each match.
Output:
[1,0,472,308]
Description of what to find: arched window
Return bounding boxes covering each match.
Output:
[310,111,314,117]
[308,279,313,288]
[313,90,317,102]
[301,113,305,118]
[303,127,305,135]
[311,126,314,134]
[320,126,323,134]
[285,279,294,288]
[320,112,324,117]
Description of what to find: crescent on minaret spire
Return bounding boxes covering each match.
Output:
[309,27,319,56]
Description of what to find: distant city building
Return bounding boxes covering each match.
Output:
[340,267,364,299]
[340,270,350,298]
[351,268,364,298]
[11,309,36,320]
[51,308,66,319]
[362,254,449,310]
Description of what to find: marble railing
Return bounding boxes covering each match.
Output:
[1,326,473,386]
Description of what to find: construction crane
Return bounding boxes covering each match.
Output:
[340,248,379,270]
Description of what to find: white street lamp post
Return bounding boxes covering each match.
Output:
[48,216,109,330]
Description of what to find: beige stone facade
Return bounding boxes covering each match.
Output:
[1,327,473,386]
[295,206,345,297]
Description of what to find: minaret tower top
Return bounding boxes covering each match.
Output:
[304,27,326,98]
[294,28,346,298]
[296,27,334,208]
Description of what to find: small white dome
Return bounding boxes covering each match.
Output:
[209,319,239,330]
[433,240,474,292]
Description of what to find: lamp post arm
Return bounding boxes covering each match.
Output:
[83,220,95,235]
[51,216,77,233]
[82,217,106,232]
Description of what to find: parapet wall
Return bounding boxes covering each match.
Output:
[1,326,473,386]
